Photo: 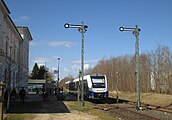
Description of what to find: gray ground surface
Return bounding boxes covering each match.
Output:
[7,93,98,120]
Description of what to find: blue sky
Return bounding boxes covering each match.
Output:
[5,0,172,79]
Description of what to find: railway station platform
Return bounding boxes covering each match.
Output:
[7,93,71,114]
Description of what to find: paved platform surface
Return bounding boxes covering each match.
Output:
[5,93,98,120]
[8,93,71,113]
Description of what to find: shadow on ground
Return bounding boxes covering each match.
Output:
[8,94,70,114]
[88,98,129,104]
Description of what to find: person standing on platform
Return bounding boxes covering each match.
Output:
[19,87,26,104]
[10,88,16,102]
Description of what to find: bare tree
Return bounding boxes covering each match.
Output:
[90,45,172,95]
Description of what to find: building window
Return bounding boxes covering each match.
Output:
[16,50,18,62]
[6,41,8,55]
[4,69,7,85]
[9,46,12,58]
[14,47,16,62]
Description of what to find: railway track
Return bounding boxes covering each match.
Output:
[110,107,161,120]
[91,98,172,120]
[126,100,172,114]
[94,105,161,120]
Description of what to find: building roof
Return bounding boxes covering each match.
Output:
[1,1,32,41]
[1,0,10,14]
[17,26,33,41]
[0,0,23,41]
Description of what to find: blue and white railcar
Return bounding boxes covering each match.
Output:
[86,74,108,98]
[66,74,108,99]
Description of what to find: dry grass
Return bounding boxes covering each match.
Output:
[110,91,172,106]
[141,93,172,106]
[64,101,117,120]
[4,114,36,120]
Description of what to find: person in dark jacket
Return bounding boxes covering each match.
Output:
[4,89,9,109]
[10,88,16,102]
[19,87,26,104]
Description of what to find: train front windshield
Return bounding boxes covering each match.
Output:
[91,76,105,88]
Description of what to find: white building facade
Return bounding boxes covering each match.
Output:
[0,0,32,92]
[17,27,32,91]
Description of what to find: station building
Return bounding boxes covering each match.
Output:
[0,0,33,92]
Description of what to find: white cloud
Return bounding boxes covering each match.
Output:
[71,64,80,70]
[48,41,75,48]
[32,57,52,63]
[30,41,40,46]
[86,60,99,63]
[31,57,63,63]
[20,16,29,20]
[14,16,30,23]
[71,60,81,64]
[72,59,99,64]
[84,64,90,70]
[30,40,76,48]
[30,41,45,46]
[71,63,89,71]
[64,67,70,72]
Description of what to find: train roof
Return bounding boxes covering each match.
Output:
[90,73,105,77]
[65,80,73,84]
[69,74,106,83]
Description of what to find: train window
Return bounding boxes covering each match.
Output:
[92,83,105,88]
[91,76,106,88]
[92,78,105,83]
